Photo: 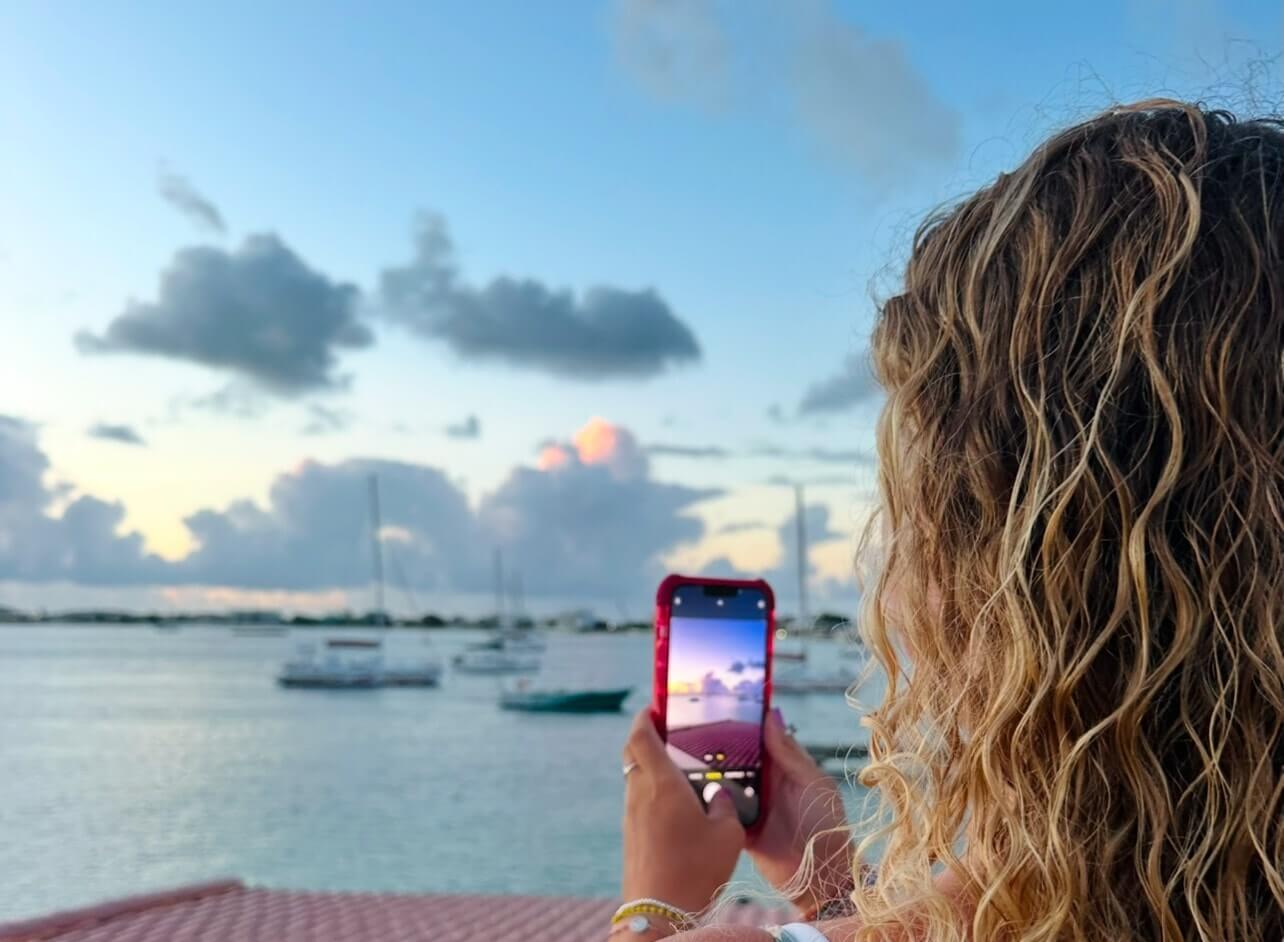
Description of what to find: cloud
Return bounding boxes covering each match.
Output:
[174,384,270,420]
[445,414,481,440]
[1,416,713,602]
[646,443,731,459]
[765,472,861,487]
[175,458,478,591]
[300,403,352,436]
[799,351,881,414]
[696,501,851,602]
[749,443,876,466]
[609,0,730,109]
[487,419,715,596]
[716,520,766,535]
[609,0,958,183]
[766,403,786,424]
[0,416,168,585]
[157,170,226,234]
[645,437,874,466]
[76,234,372,396]
[700,670,731,696]
[87,423,146,446]
[378,214,702,379]
[790,3,960,181]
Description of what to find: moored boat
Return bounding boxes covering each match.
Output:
[452,648,541,674]
[500,686,631,713]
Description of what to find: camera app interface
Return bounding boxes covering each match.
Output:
[665,586,768,823]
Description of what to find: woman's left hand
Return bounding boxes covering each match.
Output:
[620,709,746,917]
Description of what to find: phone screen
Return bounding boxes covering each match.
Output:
[663,583,770,826]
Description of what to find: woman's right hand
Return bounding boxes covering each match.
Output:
[745,709,854,915]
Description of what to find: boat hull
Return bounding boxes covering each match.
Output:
[500,689,631,713]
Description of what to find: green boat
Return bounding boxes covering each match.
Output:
[499,686,632,713]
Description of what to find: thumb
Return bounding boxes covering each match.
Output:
[706,787,746,842]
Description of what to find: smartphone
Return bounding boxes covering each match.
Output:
[653,574,774,828]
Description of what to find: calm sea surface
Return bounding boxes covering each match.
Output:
[0,625,878,922]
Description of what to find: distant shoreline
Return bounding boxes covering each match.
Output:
[0,608,852,635]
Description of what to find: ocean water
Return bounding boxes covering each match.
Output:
[0,625,877,922]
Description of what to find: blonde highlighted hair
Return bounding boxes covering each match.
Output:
[853,101,1284,940]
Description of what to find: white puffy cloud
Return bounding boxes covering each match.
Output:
[0,417,714,601]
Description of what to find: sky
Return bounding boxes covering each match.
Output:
[666,615,767,696]
[1,0,1280,616]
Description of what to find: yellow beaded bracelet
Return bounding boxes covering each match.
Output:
[611,898,695,932]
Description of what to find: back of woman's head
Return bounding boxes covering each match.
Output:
[858,100,1284,940]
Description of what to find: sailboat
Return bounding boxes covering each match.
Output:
[278,475,442,688]
[453,549,544,674]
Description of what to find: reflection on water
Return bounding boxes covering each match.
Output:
[667,693,762,728]
[0,625,877,921]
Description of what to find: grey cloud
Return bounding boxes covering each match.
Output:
[301,403,352,436]
[0,417,167,585]
[379,214,701,379]
[176,458,478,591]
[646,437,874,466]
[766,403,786,423]
[610,0,957,183]
[646,443,730,459]
[799,351,881,414]
[791,3,960,181]
[698,502,854,610]
[609,0,730,109]
[479,449,716,598]
[185,385,269,419]
[749,443,876,465]
[76,234,372,396]
[158,171,226,234]
[445,414,481,439]
[88,423,146,446]
[766,472,860,487]
[716,520,767,534]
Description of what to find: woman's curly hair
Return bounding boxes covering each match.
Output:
[853,100,1284,940]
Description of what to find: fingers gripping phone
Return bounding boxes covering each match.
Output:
[653,574,774,828]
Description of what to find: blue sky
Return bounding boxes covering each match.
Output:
[1,0,1279,615]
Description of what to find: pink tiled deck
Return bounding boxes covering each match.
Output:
[0,882,792,942]
[669,719,762,770]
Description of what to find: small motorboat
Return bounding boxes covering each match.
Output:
[775,647,807,662]
[500,685,631,713]
[452,648,541,675]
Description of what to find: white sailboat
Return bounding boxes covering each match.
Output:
[278,475,442,688]
[453,549,545,675]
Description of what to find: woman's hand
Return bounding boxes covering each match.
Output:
[621,709,746,917]
[745,710,854,915]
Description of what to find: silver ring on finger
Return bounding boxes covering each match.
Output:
[622,761,639,778]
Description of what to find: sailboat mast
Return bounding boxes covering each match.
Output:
[368,474,386,625]
[493,547,505,625]
[794,482,808,628]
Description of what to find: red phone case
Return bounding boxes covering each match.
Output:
[652,573,775,829]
